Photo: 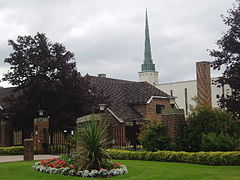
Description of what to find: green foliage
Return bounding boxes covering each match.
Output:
[174,122,191,151]
[139,119,169,151]
[0,146,23,155]
[73,116,111,170]
[106,149,240,166]
[210,1,240,118]
[2,33,105,135]
[49,145,69,154]
[59,154,76,167]
[201,132,237,151]
[182,105,240,151]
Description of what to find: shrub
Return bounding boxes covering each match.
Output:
[49,144,69,154]
[181,105,240,151]
[0,146,23,155]
[106,149,240,166]
[139,120,169,151]
[201,132,237,151]
[73,115,110,170]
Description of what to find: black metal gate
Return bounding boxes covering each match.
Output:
[48,129,74,154]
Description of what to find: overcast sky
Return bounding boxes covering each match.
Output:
[0,0,235,87]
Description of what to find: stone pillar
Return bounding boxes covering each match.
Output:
[34,117,49,154]
[0,119,13,147]
[24,139,34,161]
[196,61,212,107]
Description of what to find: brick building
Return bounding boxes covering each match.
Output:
[77,75,185,147]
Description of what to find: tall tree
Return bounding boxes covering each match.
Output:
[2,33,103,136]
[210,0,240,118]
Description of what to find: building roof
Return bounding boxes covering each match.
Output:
[88,76,170,122]
[0,76,171,122]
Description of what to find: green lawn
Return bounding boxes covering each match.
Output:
[0,160,240,180]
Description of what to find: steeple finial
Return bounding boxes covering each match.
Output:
[141,9,155,72]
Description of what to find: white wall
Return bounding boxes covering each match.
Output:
[157,78,231,116]
[139,71,159,85]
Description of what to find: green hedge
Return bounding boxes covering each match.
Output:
[0,146,23,155]
[106,149,240,166]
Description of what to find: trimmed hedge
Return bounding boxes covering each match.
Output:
[106,149,240,166]
[0,146,23,155]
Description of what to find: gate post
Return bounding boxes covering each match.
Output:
[24,138,34,161]
[33,110,49,154]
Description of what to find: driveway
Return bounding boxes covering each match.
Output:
[0,154,59,163]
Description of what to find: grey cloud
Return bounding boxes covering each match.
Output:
[0,0,235,87]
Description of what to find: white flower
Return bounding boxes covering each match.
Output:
[32,162,128,177]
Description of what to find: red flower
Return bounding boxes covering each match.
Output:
[113,162,122,166]
[40,158,69,168]
[69,164,74,169]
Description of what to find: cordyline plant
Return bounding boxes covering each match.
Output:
[74,115,111,170]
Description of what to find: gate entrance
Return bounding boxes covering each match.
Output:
[48,129,74,154]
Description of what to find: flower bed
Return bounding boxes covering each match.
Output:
[33,158,128,178]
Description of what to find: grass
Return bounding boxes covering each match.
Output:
[0,160,240,180]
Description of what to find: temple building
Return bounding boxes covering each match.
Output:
[138,11,231,116]
[138,11,159,86]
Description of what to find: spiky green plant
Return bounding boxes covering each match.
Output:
[75,115,111,170]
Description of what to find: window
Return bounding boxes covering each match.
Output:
[156,105,165,114]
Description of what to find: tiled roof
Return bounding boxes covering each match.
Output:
[0,76,171,122]
[88,76,170,122]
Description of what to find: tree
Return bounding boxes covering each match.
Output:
[210,0,240,118]
[201,132,237,151]
[138,119,169,151]
[184,105,240,151]
[2,33,103,136]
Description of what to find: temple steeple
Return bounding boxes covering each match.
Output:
[139,10,159,85]
[142,10,155,72]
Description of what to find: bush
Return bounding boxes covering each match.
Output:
[106,149,240,166]
[49,144,69,154]
[201,132,237,151]
[180,105,240,152]
[0,146,23,155]
[139,120,169,151]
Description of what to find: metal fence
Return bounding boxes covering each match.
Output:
[107,124,142,150]
[48,129,74,154]
[13,130,23,146]
[47,124,142,154]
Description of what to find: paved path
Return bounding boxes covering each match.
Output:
[0,155,59,163]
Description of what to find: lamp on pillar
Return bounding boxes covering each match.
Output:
[38,110,44,117]
[99,104,107,113]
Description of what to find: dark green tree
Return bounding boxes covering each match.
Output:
[184,105,240,151]
[2,33,103,137]
[210,0,240,118]
[201,132,237,151]
[139,119,169,151]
